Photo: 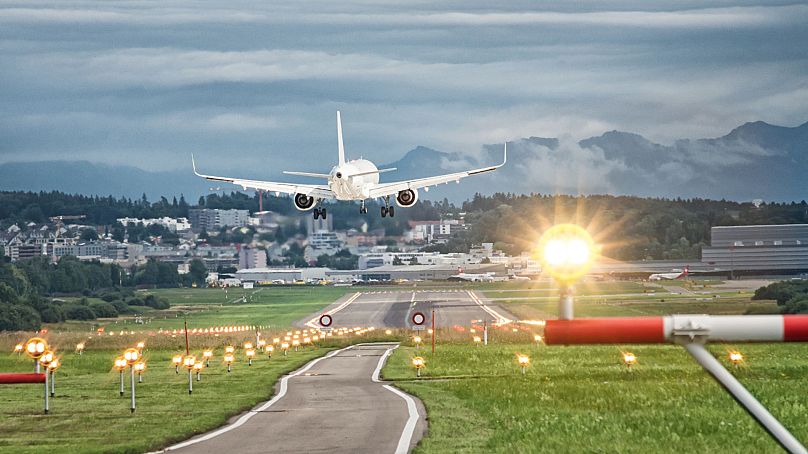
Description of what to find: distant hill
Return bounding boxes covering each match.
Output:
[1,121,805,202]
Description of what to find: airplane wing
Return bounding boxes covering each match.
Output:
[367,143,507,199]
[192,155,335,199]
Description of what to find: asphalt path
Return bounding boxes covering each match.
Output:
[301,289,515,329]
[162,343,425,454]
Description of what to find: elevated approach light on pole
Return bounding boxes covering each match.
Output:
[292,339,300,352]
[224,353,235,372]
[38,350,54,413]
[75,342,85,355]
[413,336,422,349]
[473,336,482,346]
[183,355,196,394]
[536,224,596,320]
[412,357,425,377]
[194,361,204,381]
[114,357,127,396]
[729,350,744,367]
[14,343,23,354]
[172,355,183,374]
[266,345,274,358]
[134,361,146,382]
[25,337,48,373]
[246,348,256,366]
[534,334,543,344]
[203,350,213,367]
[47,358,60,398]
[622,352,637,370]
[517,354,530,374]
[281,342,290,356]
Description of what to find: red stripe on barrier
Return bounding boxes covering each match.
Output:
[0,373,46,384]
[545,317,666,345]
[783,316,808,342]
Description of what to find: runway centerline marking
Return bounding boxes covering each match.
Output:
[304,292,362,328]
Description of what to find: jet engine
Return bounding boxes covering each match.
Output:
[395,189,418,208]
[294,193,316,211]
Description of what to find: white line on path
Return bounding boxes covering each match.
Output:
[371,344,420,454]
[158,345,355,452]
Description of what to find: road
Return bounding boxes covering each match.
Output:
[163,343,425,454]
[301,288,515,329]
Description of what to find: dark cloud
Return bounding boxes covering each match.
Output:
[0,0,806,184]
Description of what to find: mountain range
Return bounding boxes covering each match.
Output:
[1,121,805,203]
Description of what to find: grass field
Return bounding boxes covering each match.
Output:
[383,341,808,453]
[46,286,353,333]
[0,345,331,453]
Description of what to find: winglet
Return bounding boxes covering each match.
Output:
[501,142,507,167]
[337,111,346,166]
[191,153,201,176]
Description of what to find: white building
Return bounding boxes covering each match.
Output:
[239,246,268,269]
[117,217,191,232]
[406,219,465,243]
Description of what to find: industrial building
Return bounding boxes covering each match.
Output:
[188,209,250,232]
[701,224,808,274]
[235,267,330,283]
[328,263,506,282]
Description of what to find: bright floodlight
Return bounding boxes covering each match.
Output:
[536,224,596,284]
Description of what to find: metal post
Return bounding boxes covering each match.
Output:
[521,366,526,375]
[50,371,55,397]
[188,370,193,395]
[120,371,124,396]
[483,321,488,346]
[227,364,231,373]
[416,368,420,378]
[196,372,201,381]
[130,367,136,413]
[35,360,40,374]
[559,285,574,320]
[44,371,49,414]
[431,309,436,354]
[683,342,807,454]
[138,373,143,383]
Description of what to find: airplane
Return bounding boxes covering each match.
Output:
[192,111,507,219]
[648,266,689,281]
[448,267,498,282]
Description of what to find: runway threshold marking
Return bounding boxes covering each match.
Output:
[159,345,355,452]
[370,344,420,454]
[466,290,512,323]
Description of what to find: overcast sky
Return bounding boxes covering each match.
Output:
[1,0,806,174]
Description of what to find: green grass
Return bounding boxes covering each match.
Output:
[383,342,808,453]
[0,346,332,453]
[46,286,353,333]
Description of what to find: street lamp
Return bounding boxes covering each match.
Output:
[536,224,596,320]
[412,357,425,377]
[517,354,530,375]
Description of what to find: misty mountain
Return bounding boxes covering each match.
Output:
[1,121,805,203]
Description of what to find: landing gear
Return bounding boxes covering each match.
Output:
[313,208,327,219]
[359,200,368,214]
[381,197,395,218]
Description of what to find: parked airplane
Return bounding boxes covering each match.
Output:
[192,111,506,219]
[649,266,689,281]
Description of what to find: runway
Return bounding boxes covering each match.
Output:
[162,343,425,454]
[301,288,515,329]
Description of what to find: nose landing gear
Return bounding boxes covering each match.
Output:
[381,196,395,218]
[359,200,368,214]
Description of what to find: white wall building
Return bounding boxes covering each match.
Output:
[117,217,191,232]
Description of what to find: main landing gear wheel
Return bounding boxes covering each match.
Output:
[381,206,395,218]
[313,208,327,219]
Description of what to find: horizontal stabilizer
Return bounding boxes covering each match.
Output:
[349,167,397,178]
[283,171,331,179]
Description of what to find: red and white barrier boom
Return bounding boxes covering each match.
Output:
[544,314,808,453]
[537,225,808,452]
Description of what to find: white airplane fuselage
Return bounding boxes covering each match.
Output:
[327,158,380,201]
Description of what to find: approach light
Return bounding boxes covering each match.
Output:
[244,342,253,350]
[39,350,55,367]
[25,337,48,359]
[225,346,235,354]
[48,358,61,371]
[303,337,312,344]
[193,361,204,371]
[413,336,422,346]
[183,355,196,369]
[246,349,256,357]
[136,341,146,350]
[134,361,146,373]
[14,343,24,354]
[203,350,213,358]
[385,330,393,335]
[123,348,140,364]
[224,353,235,364]
[114,357,128,371]
[76,342,85,354]
[622,352,637,368]
[473,336,482,345]
[172,355,183,366]
[534,334,543,344]
[517,354,530,374]
[272,338,281,344]
[729,351,744,366]
[412,356,425,377]
[536,224,596,284]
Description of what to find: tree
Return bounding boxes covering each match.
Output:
[188,259,208,286]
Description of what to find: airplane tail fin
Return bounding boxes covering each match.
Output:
[337,111,346,165]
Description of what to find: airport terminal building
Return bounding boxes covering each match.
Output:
[701,224,808,274]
